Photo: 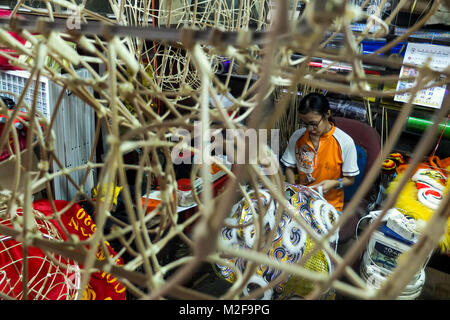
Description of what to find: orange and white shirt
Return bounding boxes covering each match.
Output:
[281,125,359,211]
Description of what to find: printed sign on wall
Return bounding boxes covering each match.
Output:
[394,42,449,109]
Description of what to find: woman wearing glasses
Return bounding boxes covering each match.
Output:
[281,93,359,212]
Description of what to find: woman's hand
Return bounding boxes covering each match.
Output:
[311,177,355,194]
[310,180,338,194]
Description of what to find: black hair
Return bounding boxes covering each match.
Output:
[297,92,335,124]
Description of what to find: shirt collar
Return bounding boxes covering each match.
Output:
[321,123,335,140]
[305,123,335,142]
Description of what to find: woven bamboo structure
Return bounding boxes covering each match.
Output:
[0,0,448,300]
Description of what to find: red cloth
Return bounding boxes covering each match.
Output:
[0,216,77,299]
[0,113,46,163]
[0,10,26,70]
[33,200,127,300]
[0,200,127,300]
[0,116,27,162]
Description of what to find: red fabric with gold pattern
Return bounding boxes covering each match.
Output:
[0,209,78,300]
[32,200,127,300]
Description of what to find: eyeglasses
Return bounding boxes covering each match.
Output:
[298,116,324,129]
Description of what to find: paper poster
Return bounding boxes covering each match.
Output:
[394,42,449,109]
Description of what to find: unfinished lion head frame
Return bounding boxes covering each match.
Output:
[0,0,447,300]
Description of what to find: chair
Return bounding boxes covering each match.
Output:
[334,116,381,242]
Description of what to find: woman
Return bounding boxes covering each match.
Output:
[281,93,359,212]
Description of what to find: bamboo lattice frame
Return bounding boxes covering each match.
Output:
[0,0,447,300]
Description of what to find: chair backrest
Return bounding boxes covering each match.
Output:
[334,117,381,201]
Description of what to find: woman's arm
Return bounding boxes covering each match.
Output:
[342,176,355,188]
[285,167,297,184]
[311,176,355,194]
